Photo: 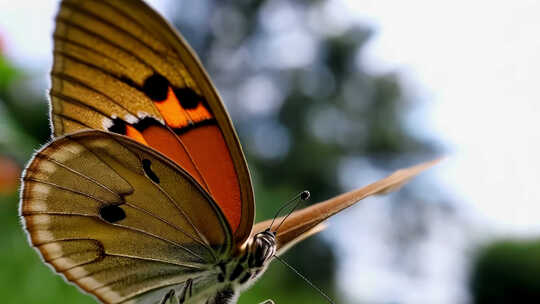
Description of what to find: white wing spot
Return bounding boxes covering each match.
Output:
[138,111,164,124]
[102,117,114,129]
[125,114,139,124]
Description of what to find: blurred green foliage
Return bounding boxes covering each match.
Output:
[470,239,540,304]
[0,194,96,304]
[0,0,438,303]
[0,56,18,91]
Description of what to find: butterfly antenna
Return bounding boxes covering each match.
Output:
[274,255,335,304]
[273,190,310,233]
[268,190,310,231]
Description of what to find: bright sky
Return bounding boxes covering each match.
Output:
[335,1,540,302]
[1,0,539,303]
[0,0,172,70]
[339,0,540,236]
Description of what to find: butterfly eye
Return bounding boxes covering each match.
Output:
[300,190,310,201]
[142,159,160,183]
[99,204,126,223]
[142,74,169,101]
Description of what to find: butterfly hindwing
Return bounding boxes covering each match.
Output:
[21,130,232,304]
[50,0,254,246]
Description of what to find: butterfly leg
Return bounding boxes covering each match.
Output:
[258,300,274,304]
[178,278,194,303]
[160,289,179,304]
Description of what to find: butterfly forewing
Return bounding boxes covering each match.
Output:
[21,130,232,304]
[50,0,254,245]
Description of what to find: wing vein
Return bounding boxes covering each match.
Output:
[124,201,214,252]
[54,16,154,73]
[26,209,209,263]
[68,134,219,260]
[111,138,218,260]
[53,34,128,69]
[24,176,110,205]
[38,154,127,199]
[37,238,206,270]
[50,90,117,122]
[53,112,94,130]
[53,50,145,98]
[51,71,139,119]
[61,1,165,54]
[60,0,191,97]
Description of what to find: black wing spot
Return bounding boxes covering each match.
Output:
[99,205,126,223]
[143,74,169,101]
[174,88,200,109]
[133,116,162,131]
[142,159,160,184]
[108,117,127,135]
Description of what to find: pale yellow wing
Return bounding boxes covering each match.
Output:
[21,130,232,304]
[252,158,442,254]
[51,0,254,246]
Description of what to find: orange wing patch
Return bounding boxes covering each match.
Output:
[179,125,242,232]
[153,87,191,128]
[185,103,212,124]
[153,87,212,129]
[125,125,148,145]
[142,73,213,129]
[107,73,243,232]
[139,123,205,188]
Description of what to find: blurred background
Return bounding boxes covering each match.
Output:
[0,0,539,303]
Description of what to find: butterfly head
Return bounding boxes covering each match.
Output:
[216,229,275,290]
[248,229,277,268]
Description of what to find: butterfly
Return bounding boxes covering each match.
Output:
[19,0,439,303]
